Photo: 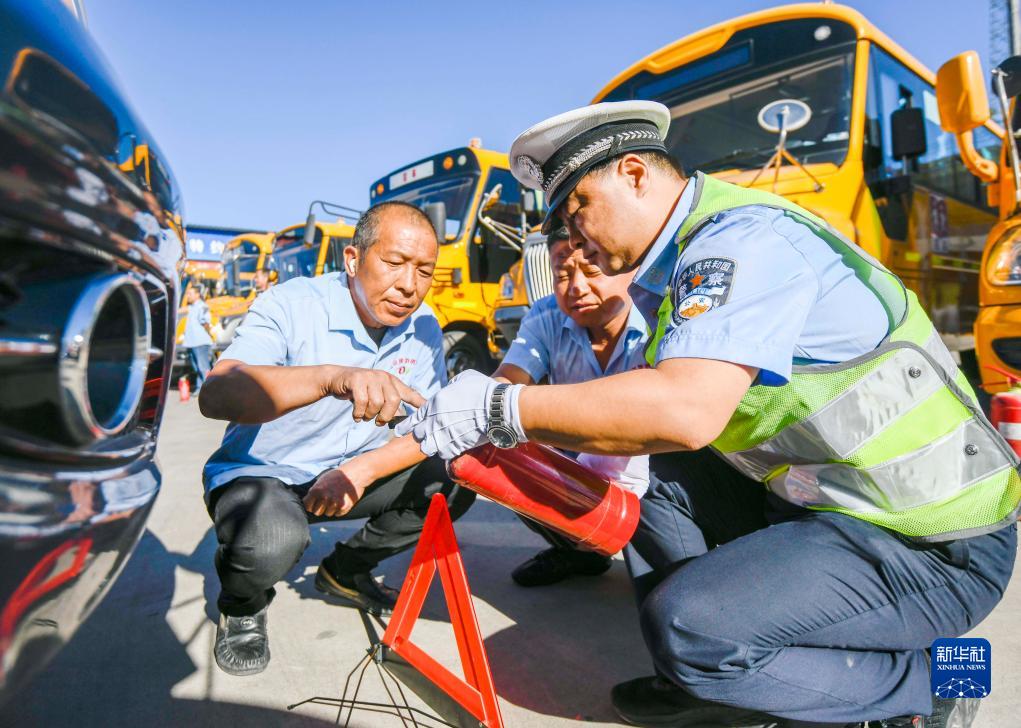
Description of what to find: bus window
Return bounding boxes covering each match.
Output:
[379,176,476,242]
[604,19,858,176]
[273,226,323,283]
[323,236,351,275]
[865,44,996,241]
[224,240,261,297]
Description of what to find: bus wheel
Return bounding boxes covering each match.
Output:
[443,331,492,378]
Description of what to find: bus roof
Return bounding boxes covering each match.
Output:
[226,231,275,254]
[369,146,509,200]
[592,2,1003,139]
[274,220,356,242]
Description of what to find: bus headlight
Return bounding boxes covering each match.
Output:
[985,227,1021,286]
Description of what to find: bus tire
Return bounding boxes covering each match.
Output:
[443,330,492,378]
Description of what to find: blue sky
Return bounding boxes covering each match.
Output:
[86,0,994,231]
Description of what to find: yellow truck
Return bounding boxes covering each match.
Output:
[370,144,544,375]
[935,52,1021,394]
[490,2,1003,380]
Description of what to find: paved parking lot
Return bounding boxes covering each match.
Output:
[4,398,1020,727]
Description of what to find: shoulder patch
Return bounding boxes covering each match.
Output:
[671,257,736,323]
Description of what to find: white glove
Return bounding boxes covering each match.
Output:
[576,453,649,498]
[395,370,525,460]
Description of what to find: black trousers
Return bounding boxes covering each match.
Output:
[208,456,476,616]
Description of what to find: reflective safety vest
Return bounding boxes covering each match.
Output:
[648,173,1021,541]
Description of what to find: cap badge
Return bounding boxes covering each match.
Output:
[517,155,543,186]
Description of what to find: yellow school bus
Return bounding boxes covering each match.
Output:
[208,231,276,344]
[935,52,1021,394]
[173,232,274,369]
[269,218,356,282]
[492,3,1003,375]
[370,144,544,375]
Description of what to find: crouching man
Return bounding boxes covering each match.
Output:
[199,202,476,676]
[494,228,650,586]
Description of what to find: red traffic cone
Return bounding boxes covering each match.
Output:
[179,376,191,403]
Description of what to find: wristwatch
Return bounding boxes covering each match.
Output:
[486,383,519,449]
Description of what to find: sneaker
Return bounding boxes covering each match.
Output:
[511,547,612,587]
[315,564,399,615]
[611,675,783,727]
[213,606,270,676]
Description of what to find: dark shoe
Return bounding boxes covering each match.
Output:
[876,695,980,728]
[611,675,782,727]
[315,564,399,615]
[213,607,270,676]
[511,547,612,587]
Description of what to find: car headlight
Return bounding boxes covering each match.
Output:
[985,227,1021,286]
[499,273,515,300]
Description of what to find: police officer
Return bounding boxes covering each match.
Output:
[494,229,649,586]
[397,102,1020,727]
[199,201,475,677]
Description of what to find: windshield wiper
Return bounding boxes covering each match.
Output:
[697,144,777,171]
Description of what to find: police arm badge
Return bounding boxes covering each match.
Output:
[671,257,736,324]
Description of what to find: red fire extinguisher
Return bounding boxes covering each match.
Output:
[178,376,191,403]
[449,442,640,556]
[986,365,1021,458]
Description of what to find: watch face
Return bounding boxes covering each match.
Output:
[487,425,517,449]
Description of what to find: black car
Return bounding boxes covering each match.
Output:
[0,0,183,702]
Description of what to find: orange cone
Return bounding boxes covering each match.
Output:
[179,376,191,403]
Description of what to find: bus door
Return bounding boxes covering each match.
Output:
[864,44,999,351]
[469,168,543,306]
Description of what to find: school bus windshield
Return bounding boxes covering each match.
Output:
[223,246,260,298]
[376,174,477,242]
[272,226,323,283]
[601,17,857,174]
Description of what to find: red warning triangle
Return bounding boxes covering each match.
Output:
[382,493,504,728]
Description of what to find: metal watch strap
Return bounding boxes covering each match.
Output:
[489,383,510,430]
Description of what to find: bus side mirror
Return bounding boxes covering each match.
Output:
[997,56,1021,100]
[303,213,317,246]
[891,107,926,160]
[423,201,446,241]
[936,51,990,133]
[936,51,998,183]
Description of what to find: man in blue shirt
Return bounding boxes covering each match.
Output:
[398,103,1016,728]
[181,286,214,392]
[494,229,649,586]
[199,202,475,677]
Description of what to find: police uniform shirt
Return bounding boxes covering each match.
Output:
[630,176,889,384]
[202,272,446,495]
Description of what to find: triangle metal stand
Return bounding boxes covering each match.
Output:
[288,494,503,728]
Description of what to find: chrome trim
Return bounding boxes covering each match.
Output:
[522,239,554,304]
[0,337,58,356]
[57,272,151,443]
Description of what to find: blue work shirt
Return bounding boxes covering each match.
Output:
[629,174,888,385]
[503,294,649,383]
[503,294,651,496]
[202,272,446,494]
[182,298,213,348]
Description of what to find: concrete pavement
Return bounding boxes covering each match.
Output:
[3,398,1019,727]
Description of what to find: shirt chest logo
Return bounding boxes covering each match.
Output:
[389,356,417,376]
[671,257,736,323]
